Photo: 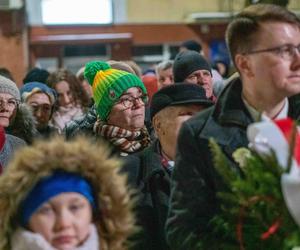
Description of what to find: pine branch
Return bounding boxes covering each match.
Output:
[209,138,237,186]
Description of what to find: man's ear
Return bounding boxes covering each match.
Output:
[235,54,254,78]
[152,115,161,135]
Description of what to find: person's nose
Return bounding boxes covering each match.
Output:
[163,77,172,85]
[54,210,72,231]
[0,102,9,112]
[35,108,43,118]
[132,97,144,109]
[197,73,205,85]
[63,93,70,105]
[291,48,300,70]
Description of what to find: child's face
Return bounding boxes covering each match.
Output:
[28,192,93,250]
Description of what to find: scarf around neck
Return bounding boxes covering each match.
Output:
[93,119,151,154]
[51,105,84,132]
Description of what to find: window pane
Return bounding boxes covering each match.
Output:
[42,0,112,25]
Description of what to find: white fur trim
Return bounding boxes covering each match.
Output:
[11,224,99,250]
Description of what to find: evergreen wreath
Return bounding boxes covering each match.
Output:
[208,138,300,250]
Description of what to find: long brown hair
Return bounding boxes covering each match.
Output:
[47,68,92,109]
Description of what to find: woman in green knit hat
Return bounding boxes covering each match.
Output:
[72,61,151,156]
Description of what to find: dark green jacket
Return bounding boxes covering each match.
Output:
[124,140,171,250]
[166,78,300,250]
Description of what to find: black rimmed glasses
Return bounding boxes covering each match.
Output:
[0,98,19,110]
[244,43,300,60]
[118,94,149,109]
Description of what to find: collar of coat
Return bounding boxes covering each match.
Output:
[212,77,300,128]
[141,140,171,184]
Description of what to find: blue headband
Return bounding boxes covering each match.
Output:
[20,171,96,226]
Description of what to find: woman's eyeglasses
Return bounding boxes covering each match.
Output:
[118,94,149,109]
[0,98,19,110]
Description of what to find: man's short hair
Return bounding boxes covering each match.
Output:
[226,4,300,67]
[155,60,173,75]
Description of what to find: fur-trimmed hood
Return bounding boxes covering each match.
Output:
[6,103,38,144]
[0,136,135,250]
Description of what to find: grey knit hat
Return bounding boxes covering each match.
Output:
[0,75,20,100]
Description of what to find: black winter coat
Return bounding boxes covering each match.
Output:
[124,140,171,250]
[165,78,300,250]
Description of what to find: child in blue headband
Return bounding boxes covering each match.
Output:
[0,136,135,250]
[19,171,97,250]
[20,171,96,227]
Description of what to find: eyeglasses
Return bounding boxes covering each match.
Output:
[118,94,149,109]
[0,98,19,110]
[29,104,52,114]
[244,43,300,60]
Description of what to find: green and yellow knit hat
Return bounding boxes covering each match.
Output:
[84,61,147,121]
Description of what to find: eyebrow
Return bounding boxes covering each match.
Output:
[121,91,142,97]
[47,197,84,207]
[0,97,17,101]
[29,102,51,105]
[68,197,83,203]
[120,93,132,97]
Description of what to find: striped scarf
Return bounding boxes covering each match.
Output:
[93,119,151,154]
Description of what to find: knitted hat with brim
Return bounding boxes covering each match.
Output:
[0,75,20,100]
[150,82,214,120]
[19,82,57,105]
[84,61,147,121]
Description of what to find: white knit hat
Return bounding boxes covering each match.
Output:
[0,75,20,100]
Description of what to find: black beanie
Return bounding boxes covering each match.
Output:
[150,83,213,120]
[23,68,50,84]
[173,50,212,83]
[180,40,202,52]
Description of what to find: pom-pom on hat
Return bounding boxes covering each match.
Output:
[20,81,57,105]
[84,61,147,121]
[0,75,20,101]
